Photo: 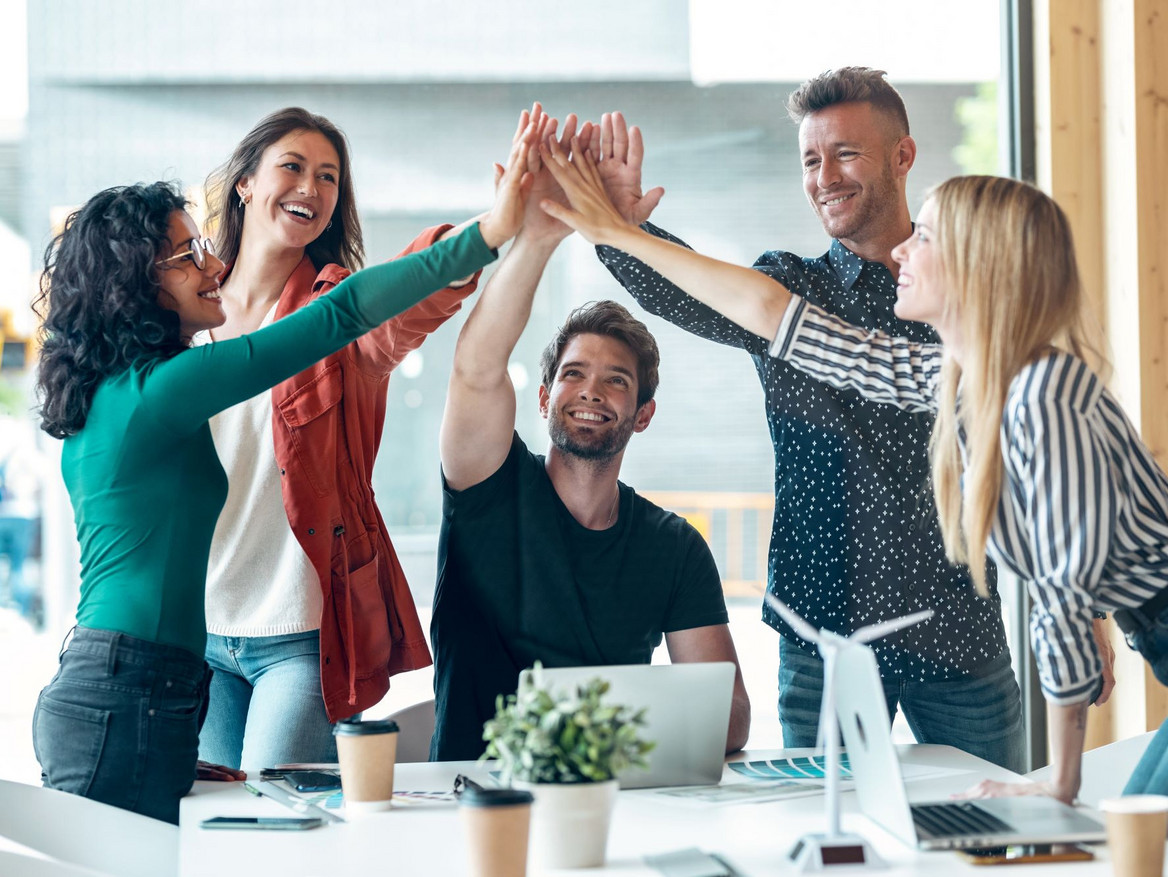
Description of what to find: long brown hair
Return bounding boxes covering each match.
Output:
[205,107,364,271]
[927,175,1100,595]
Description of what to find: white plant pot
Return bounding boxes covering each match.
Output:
[514,778,619,869]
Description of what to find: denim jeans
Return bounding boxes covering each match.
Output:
[199,630,342,770]
[32,626,210,825]
[1122,600,1168,794]
[778,637,1026,773]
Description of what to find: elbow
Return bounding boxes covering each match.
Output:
[725,691,752,755]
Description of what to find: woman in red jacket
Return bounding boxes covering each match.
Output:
[196,107,486,769]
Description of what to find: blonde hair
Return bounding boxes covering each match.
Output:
[927,176,1100,596]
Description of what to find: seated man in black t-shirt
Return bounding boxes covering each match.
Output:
[431,107,751,761]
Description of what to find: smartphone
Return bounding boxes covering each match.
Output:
[281,769,343,792]
[200,816,323,831]
[956,843,1095,865]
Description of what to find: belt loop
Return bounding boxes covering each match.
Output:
[57,625,77,661]
[106,632,120,676]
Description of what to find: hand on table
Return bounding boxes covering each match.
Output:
[197,760,247,782]
[953,778,1072,806]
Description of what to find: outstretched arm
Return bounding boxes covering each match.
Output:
[541,136,793,341]
[441,106,576,491]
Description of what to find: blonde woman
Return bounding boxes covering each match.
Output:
[542,146,1164,805]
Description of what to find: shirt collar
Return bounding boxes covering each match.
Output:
[826,238,867,292]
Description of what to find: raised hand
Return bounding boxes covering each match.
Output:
[539,135,636,248]
[479,110,538,250]
[593,111,665,225]
[520,108,585,244]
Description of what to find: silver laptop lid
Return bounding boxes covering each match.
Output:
[517,663,734,789]
[833,643,919,845]
[835,642,1106,849]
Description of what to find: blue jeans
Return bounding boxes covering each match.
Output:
[1122,600,1168,794]
[778,637,1026,773]
[32,626,210,825]
[199,631,342,769]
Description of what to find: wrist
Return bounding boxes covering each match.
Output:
[603,223,642,253]
[478,216,506,252]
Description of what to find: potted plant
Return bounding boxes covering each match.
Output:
[481,663,654,868]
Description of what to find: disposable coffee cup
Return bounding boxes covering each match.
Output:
[459,787,534,877]
[333,718,399,815]
[1100,794,1168,877]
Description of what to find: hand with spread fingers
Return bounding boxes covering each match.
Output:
[585,111,665,225]
[479,110,539,251]
[508,103,592,244]
[538,135,638,249]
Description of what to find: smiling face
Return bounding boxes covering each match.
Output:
[799,101,908,251]
[538,333,655,462]
[155,210,226,340]
[891,198,950,330]
[237,129,341,253]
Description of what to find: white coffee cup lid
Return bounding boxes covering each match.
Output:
[1100,794,1168,814]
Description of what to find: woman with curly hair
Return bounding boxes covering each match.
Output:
[31,132,529,822]
[542,145,1168,804]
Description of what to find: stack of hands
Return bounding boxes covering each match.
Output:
[478,102,665,254]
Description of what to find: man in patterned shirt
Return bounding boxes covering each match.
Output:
[593,68,1112,771]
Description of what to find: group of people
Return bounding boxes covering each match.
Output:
[28,66,1168,827]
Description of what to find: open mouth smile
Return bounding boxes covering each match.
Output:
[281,202,316,222]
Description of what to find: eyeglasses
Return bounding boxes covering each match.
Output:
[156,237,216,271]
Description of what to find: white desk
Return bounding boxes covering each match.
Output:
[179,747,1117,876]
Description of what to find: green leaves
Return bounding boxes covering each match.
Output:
[481,663,655,785]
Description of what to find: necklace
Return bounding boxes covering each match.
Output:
[606,488,620,527]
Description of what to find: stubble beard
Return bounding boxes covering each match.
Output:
[817,161,899,244]
[547,408,636,465]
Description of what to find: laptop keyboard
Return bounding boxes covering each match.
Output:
[910,802,1013,839]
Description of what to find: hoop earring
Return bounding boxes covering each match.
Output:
[239,193,251,208]
[326,221,333,231]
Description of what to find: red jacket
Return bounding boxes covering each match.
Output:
[269,225,477,721]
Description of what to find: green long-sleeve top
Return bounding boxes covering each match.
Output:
[62,223,495,657]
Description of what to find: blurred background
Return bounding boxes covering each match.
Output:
[0,0,1004,781]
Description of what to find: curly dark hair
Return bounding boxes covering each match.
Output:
[34,181,189,438]
[539,300,660,408]
[205,107,364,272]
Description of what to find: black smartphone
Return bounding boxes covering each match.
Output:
[200,816,323,831]
[956,843,1095,865]
[281,769,343,792]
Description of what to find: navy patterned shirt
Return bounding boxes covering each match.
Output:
[599,224,1010,680]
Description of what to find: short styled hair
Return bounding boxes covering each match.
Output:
[539,301,660,407]
[786,67,910,138]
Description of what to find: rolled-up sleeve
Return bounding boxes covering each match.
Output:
[769,299,942,414]
[1021,395,1116,705]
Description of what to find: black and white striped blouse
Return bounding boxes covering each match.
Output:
[772,297,1168,705]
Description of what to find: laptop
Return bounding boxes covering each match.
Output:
[834,642,1106,850]
[518,662,734,789]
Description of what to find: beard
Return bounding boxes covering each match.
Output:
[547,407,636,463]
[815,161,899,243]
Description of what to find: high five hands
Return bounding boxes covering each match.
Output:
[485,104,663,248]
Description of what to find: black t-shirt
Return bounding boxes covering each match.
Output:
[430,433,729,760]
